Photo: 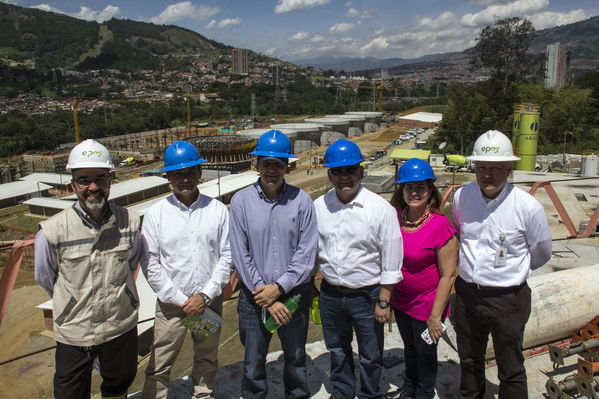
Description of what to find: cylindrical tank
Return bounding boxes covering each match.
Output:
[581,155,599,176]
[270,123,323,152]
[325,114,366,131]
[304,118,350,136]
[345,111,383,122]
[512,105,521,155]
[515,103,540,171]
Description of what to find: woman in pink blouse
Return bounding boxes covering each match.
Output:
[385,158,458,399]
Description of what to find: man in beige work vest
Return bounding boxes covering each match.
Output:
[35,139,142,399]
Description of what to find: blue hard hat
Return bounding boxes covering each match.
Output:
[161,141,206,172]
[397,158,436,183]
[250,130,294,158]
[324,139,364,168]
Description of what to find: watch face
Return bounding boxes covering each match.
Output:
[378,299,389,309]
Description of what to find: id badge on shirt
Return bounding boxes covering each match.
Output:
[494,246,507,267]
[494,230,507,268]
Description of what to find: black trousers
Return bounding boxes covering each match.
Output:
[454,277,531,399]
[54,327,138,399]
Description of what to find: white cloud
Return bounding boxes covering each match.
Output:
[289,31,311,41]
[329,23,354,34]
[74,5,121,22]
[309,34,327,43]
[214,17,242,29]
[374,28,384,36]
[32,3,63,13]
[264,48,277,56]
[32,3,121,22]
[205,19,217,29]
[420,11,459,30]
[345,7,375,19]
[274,0,330,14]
[460,0,549,27]
[527,9,589,29]
[150,2,220,24]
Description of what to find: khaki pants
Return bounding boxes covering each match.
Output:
[142,297,222,399]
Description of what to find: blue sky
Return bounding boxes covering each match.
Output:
[7,0,599,61]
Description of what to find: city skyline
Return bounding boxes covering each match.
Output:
[4,0,599,62]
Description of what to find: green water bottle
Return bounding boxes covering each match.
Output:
[311,296,322,325]
[264,293,301,333]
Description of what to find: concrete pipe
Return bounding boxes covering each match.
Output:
[445,264,599,360]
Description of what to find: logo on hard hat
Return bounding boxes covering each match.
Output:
[81,150,102,158]
[481,146,499,154]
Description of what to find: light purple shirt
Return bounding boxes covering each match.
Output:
[229,180,318,293]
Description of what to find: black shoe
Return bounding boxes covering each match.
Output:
[384,389,415,399]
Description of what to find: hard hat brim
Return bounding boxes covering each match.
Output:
[161,159,206,172]
[324,158,365,168]
[250,150,295,158]
[396,176,437,184]
[66,162,114,171]
[467,155,520,162]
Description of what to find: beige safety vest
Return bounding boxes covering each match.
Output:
[40,204,141,346]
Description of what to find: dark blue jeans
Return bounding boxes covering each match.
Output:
[394,310,439,399]
[237,284,310,399]
[320,281,384,399]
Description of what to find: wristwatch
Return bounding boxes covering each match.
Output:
[377,299,390,309]
[200,292,212,306]
[276,282,285,294]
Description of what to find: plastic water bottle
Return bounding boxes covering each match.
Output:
[311,296,322,325]
[264,293,301,333]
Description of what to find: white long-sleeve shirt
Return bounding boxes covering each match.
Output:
[141,193,233,306]
[314,186,403,288]
[452,181,552,287]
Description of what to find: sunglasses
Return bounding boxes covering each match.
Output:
[330,166,360,176]
[73,175,109,188]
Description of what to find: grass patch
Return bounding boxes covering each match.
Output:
[0,214,44,234]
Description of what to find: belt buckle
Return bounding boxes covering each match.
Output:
[476,283,482,290]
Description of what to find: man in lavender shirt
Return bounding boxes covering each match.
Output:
[229,130,318,399]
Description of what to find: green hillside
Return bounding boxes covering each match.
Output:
[0,1,231,71]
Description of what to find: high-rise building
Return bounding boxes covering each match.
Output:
[231,48,249,75]
[545,43,571,90]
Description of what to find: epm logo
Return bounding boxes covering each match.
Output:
[481,146,499,154]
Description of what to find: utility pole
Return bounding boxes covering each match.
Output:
[251,93,256,120]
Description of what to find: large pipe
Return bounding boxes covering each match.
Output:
[445,264,599,359]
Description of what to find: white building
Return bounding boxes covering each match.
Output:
[545,43,571,90]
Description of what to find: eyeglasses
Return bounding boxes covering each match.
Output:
[74,175,109,187]
[330,166,360,176]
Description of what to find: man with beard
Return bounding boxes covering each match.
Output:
[35,139,142,399]
[314,139,403,399]
[141,141,232,399]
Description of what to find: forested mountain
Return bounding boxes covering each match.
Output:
[0,1,231,71]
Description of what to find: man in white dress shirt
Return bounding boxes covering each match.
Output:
[452,130,552,399]
[314,139,403,399]
[141,141,233,399]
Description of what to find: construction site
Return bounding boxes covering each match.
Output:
[2,107,599,398]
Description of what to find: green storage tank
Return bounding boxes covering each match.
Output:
[515,103,540,171]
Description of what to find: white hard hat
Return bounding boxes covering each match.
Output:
[66,139,115,171]
[467,130,520,162]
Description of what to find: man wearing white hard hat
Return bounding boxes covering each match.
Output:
[451,130,552,398]
[34,139,143,399]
